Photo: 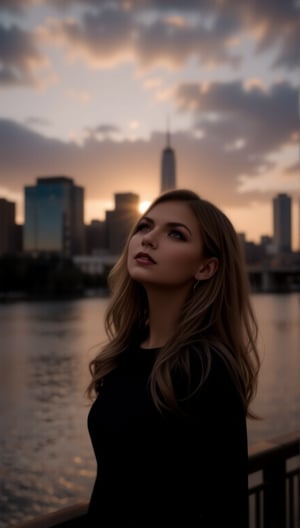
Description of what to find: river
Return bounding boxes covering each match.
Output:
[0,293,299,527]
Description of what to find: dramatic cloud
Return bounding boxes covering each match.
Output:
[0,0,299,242]
[42,0,300,73]
[0,0,39,14]
[0,23,47,86]
[229,0,300,69]
[0,118,154,192]
[1,1,298,88]
[175,80,299,158]
[42,4,241,71]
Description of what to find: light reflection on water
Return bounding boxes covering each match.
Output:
[0,299,104,527]
[248,293,300,442]
[0,294,299,527]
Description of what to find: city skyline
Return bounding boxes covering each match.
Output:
[0,1,299,247]
[1,177,298,249]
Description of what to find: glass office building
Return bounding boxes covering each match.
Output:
[24,176,85,256]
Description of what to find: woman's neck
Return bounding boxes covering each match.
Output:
[142,287,188,349]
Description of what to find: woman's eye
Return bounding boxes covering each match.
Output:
[136,223,151,233]
[169,230,186,240]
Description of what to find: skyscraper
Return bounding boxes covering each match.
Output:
[160,124,176,193]
[273,193,292,254]
[24,176,85,256]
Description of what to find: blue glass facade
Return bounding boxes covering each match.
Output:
[24,177,85,256]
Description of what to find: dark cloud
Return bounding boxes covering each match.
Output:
[228,0,300,69]
[0,0,37,14]
[175,80,299,158]
[1,0,298,91]
[45,3,134,66]
[45,3,242,69]
[46,0,211,11]
[0,118,157,198]
[0,119,78,180]
[43,0,299,72]
[134,11,242,69]
[0,24,44,86]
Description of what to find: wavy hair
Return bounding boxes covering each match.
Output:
[87,189,260,418]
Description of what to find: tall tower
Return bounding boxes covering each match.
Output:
[273,193,292,254]
[160,121,176,193]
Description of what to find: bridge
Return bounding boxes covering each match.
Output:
[247,265,300,293]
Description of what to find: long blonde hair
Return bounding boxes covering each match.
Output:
[87,189,260,418]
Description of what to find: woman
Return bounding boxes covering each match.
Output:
[87,189,260,527]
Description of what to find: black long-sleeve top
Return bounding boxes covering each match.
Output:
[87,345,249,527]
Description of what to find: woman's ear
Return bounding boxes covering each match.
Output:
[195,258,218,281]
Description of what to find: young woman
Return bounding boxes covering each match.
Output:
[86,189,260,527]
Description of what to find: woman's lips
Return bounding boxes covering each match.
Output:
[134,252,156,264]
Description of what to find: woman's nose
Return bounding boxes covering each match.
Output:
[141,232,157,248]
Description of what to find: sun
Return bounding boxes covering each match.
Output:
[138,200,151,214]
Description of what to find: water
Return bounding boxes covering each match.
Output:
[0,294,299,527]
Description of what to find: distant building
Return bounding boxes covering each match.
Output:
[237,232,265,265]
[13,224,23,254]
[85,219,106,255]
[0,198,20,255]
[273,193,292,254]
[73,253,116,275]
[160,126,176,193]
[24,176,85,256]
[237,232,246,250]
[106,192,140,254]
[260,235,274,256]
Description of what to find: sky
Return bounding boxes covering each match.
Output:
[0,0,299,247]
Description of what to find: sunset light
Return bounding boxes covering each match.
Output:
[138,200,151,214]
[0,4,300,527]
[0,0,299,247]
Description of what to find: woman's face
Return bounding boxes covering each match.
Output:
[127,201,205,289]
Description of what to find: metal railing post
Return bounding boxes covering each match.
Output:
[263,458,286,528]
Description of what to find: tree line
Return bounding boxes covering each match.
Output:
[0,254,110,298]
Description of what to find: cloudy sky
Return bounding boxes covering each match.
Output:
[0,0,299,247]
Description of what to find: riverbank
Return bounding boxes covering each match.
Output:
[0,288,109,303]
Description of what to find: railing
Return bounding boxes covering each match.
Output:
[11,430,300,528]
[248,430,300,528]
[10,503,89,528]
